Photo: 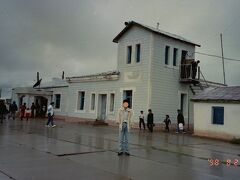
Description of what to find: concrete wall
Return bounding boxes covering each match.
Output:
[194,102,240,140]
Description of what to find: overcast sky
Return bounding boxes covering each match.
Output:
[0,0,240,87]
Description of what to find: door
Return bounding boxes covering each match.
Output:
[97,94,107,120]
[180,93,187,117]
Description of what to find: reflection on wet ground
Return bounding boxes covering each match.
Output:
[0,118,239,180]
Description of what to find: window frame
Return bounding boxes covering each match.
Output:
[165,46,170,65]
[136,44,141,63]
[173,48,178,66]
[54,94,61,109]
[77,91,85,111]
[212,106,224,125]
[127,45,132,64]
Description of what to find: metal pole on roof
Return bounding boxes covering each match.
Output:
[220,34,226,85]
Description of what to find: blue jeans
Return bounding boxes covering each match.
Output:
[119,122,129,153]
[46,114,54,126]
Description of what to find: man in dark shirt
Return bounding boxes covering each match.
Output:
[176,109,185,133]
[147,109,154,133]
[9,101,18,120]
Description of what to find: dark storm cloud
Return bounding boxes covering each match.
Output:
[0,0,240,87]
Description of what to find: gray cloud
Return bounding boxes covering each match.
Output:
[0,0,240,87]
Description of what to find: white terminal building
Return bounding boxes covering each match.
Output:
[12,21,224,130]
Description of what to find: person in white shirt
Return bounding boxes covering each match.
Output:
[139,111,145,130]
[46,102,56,128]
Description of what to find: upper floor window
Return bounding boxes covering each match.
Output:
[212,107,224,125]
[181,50,188,62]
[54,94,61,109]
[165,46,170,65]
[173,48,178,66]
[78,91,85,110]
[127,46,132,64]
[136,44,141,63]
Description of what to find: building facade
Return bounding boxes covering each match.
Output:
[192,87,240,140]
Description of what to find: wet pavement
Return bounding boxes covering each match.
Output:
[0,118,239,180]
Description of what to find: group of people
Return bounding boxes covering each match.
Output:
[0,101,18,123]
[138,109,185,133]
[0,100,56,128]
[116,99,186,156]
[181,60,200,80]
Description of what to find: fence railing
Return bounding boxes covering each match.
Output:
[179,64,200,81]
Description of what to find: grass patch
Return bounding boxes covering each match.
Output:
[230,138,240,145]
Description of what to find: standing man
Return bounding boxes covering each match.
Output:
[176,109,185,133]
[116,99,133,156]
[46,102,56,128]
[31,103,36,118]
[0,100,7,124]
[9,101,18,120]
[191,60,200,79]
[147,109,154,133]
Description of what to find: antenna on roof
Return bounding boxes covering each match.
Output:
[62,71,65,80]
[156,22,160,29]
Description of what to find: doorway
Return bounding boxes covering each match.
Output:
[97,94,107,120]
[180,93,187,117]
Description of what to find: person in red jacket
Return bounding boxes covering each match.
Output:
[20,103,26,120]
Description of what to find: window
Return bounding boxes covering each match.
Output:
[110,93,115,112]
[127,46,132,64]
[165,46,170,65]
[212,107,224,125]
[173,48,178,66]
[91,93,95,111]
[78,91,85,110]
[54,94,61,109]
[181,50,188,61]
[136,44,141,63]
[123,90,132,108]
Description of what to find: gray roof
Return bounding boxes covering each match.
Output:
[113,21,200,47]
[40,78,68,89]
[192,86,240,102]
[66,71,120,79]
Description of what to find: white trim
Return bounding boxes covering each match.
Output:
[75,90,86,112]
[89,92,96,113]
[108,91,115,114]
[53,93,62,112]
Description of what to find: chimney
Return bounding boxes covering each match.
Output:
[156,22,160,29]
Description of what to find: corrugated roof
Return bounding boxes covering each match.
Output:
[113,21,200,47]
[40,78,68,89]
[192,86,240,102]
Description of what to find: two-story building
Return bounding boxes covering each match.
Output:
[13,21,221,130]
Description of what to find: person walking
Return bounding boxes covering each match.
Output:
[46,102,56,128]
[116,99,133,156]
[9,101,18,120]
[139,111,145,130]
[163,115,171,132]
[20,103,26,120]
[147,109,154,133]
[176,109,185,133]
[31,103,36,118]
[0,101,7,124]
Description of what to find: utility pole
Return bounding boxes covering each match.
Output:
[220,33,226,85]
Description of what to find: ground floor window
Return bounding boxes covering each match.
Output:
[212,106,224,125]
[123,90,132,108]
[54,94,61,109]
[110,93,115,112]
[91,93,95,111]
[78,91,85,110]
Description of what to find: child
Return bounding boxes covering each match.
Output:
[25,108,31,121]
[139,111,145,130]
[163,115,171,132]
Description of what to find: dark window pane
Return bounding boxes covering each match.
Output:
[173,48,178,66]
[165,46,169,65]
[136,44,141,63]
[127,46,132,64]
